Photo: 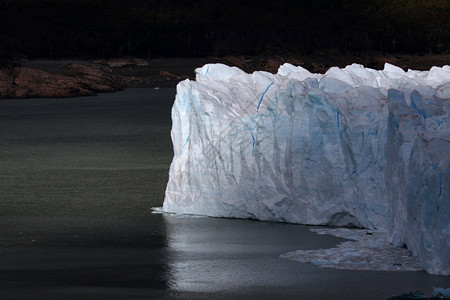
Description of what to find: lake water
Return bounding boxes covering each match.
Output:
[0,88,448,299]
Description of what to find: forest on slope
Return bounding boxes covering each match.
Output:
[0,0,448,60]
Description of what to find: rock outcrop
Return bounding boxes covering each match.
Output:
[106,58,149,68]
[60,63,122,93]
[0,64,121,99]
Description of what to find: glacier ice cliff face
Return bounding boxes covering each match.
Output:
[386,88,449,275]
[163,62,449,275]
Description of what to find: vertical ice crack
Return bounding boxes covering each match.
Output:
[337,111,342,139]
[257,82,275,112]
[251,132,256,155]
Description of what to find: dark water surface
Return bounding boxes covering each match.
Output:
[0,88,448,299]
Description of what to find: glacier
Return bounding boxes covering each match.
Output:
[162,62,450,275]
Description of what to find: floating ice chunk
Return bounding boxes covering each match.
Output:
[433,287,450,297]
[281,228,422,272]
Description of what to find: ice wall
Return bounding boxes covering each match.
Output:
[386,87,449,275]
[163,63,450,275]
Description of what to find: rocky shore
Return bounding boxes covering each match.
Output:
[0,57,197,99]
[0,54,448,99]
[0,63,121,98]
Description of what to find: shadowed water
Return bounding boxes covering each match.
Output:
[0,88,448,299]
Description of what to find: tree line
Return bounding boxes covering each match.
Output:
[0,0,448,61]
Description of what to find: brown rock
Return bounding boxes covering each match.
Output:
[0,67,93,98]
[61,63,122,93]
[159,70,178,78]
[222,55,248,70]
[107,58,149,68]
[0,63,122,99]
[0,68,16,98]
[265,58,284,74]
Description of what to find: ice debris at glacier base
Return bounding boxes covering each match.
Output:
[281,228,422,272]
[163,62,449,275]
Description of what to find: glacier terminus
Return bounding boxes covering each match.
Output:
[162,62,449,275]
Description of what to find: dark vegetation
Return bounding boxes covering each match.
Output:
[0,0,449,62]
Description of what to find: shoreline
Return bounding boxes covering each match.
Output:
[1,53,449,99]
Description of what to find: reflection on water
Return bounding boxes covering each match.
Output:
[163,213,450,298]
[163,213,343,294]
